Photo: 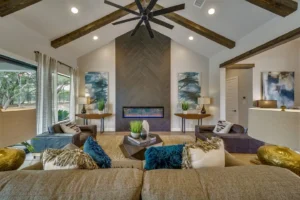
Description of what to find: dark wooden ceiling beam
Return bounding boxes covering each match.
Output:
[246,0,298,17]
[154,4,235,49]
[220,27,300,68]
[226,64,255,69]
[51,2,138,48]
[0,0,41,17]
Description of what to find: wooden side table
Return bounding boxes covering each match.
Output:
[75,113,112,133]
[174,113,211,133]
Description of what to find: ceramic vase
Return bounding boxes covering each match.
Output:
[98,110,104,114]
[183,111,188,114]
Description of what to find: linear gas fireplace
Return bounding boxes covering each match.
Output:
[123,107,164,118]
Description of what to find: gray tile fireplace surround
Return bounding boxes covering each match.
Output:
[115,27,171,131]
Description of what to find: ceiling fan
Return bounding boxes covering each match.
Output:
[104,0,185,38]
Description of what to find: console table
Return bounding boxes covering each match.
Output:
[174,113,211,133]
[75,113,112,133]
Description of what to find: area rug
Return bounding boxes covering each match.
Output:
[97,135,195,161]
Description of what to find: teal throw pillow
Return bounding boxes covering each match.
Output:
[83,137,111,168]
[144,144,185,170]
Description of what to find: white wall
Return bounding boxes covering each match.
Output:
[171,41,209,131]
[77,41,116,131]
[239,41,300,106]
[209,9,300,124]
[0,16,77,67]
[77,40,210,132]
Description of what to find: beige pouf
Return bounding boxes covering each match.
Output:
[0,148,26,171]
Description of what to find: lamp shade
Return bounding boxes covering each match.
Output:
[198,97,211,105]
[78,97,87,105]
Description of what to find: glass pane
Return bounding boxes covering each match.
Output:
[0,71,36,109]
[57,74,70,122]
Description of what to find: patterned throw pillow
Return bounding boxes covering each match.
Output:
[60,122,81,134]
[213,120,233,134]
[42,149,98,170]
[84,137,111,168]
[182,137,225,169]
[144,144,185,170]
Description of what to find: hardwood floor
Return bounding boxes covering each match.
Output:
[99,131,256,165]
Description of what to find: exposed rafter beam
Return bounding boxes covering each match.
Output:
[52,1,235,49]
[0,0,41,17]
[51,2,138,48]
[246,0,298,17]
[220,27,300,68]
[153,4,235,49]
[226,64,255,69]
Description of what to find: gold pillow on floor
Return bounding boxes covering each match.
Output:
[257,145,300,176]
[0,148,25,171]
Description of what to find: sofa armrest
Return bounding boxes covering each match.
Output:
[78,125,97,138]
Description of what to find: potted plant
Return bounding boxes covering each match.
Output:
[98,100,105,114]
[130,121,143,139]
[182,101,189,114]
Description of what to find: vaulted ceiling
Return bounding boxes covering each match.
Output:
[1,0,298,59]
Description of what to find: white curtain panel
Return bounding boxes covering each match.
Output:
[69,66,77,121]
[35,52,58,134]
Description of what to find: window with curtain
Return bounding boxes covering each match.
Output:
[57,73,71,122]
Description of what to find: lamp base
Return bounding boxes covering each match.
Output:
[201,105,206,114]
[81,105,87,114]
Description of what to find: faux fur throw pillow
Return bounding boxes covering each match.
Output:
[182,137,225,169]
[213,120,233,134]
[42,149,98,170]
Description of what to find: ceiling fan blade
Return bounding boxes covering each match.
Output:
[149,18,174,29]
[135,0,144,13]
[131,19,143,36]
[112,17,141,25]
[146,0,158,11]
[104,0,140,16]
[152,4,185,16]
[144,20,154,38]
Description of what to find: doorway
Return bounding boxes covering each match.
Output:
[226,77,239,124]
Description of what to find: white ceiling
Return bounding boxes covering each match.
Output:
[11,0,278,58]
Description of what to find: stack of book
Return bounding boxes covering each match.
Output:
[128,135,156,145]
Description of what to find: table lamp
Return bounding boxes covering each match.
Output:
[78,97,87,114]
[198,97,211,114]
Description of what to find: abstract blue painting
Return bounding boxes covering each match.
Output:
[178,72,201,108]
[262,72,294,108]
[85,72,108,104]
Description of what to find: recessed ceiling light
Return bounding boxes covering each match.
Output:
[189,36,194,41]
[208,8,215,15]
[71,7,79,14]
[93,36,98,40]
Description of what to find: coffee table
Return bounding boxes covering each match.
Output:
[119,134,163,160]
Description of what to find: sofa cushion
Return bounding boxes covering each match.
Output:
[83,137,111,168]
[60,122,81,134]
[142,166,300,200]
[182,138,225,169]
[144,144,184,170]
[213,120,233,134]
[0,169,143,200]
[42,149,98,170]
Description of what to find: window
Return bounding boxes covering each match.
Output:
[0,58,36,110]
[57,73,71,122]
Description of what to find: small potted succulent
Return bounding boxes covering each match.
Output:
[130,121,143,139]
[182,101,189,114]
[98,100,105,114]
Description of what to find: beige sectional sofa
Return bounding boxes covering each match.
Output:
[0,158,300,200]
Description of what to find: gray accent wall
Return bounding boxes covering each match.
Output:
[115,26,171,131]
